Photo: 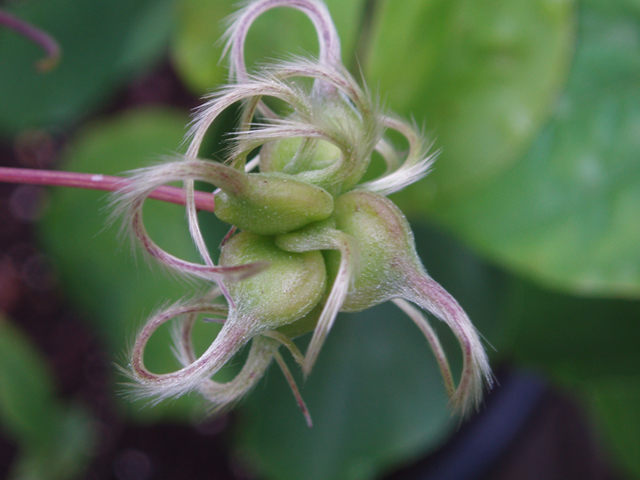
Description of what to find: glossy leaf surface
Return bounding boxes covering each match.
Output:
[405,0,640,296]
[366,0,575,203]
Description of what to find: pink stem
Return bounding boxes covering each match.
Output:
[0,10,61,71]
[0,167,215,213]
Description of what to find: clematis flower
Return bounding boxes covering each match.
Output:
[116,0,492,426]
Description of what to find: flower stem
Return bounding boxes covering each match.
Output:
[0,10,61,71]
[0,167,216,213]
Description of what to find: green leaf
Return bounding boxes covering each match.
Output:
[0,316,96,480]
[0,317,57,444]
[0,0,174,135]
[428,0,640,296]
[237,305,453,480]
[235,224,506,480]
[37,108,228,422]
[171,0,368,94]
[366,0,576,204]
[501,277,640,477]
[502,279,640,381]
[586,378,640,478]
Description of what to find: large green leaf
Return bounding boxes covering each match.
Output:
[501,277,640,476]
[0,316,95,480]
[430,0,640,296]
[235,224,506,480]
[171,0,368,94]
[37,108,230,421]
[502,279,640,381]
[238,306,452,480]
[366,0,575,204]
[0,318,57,445]
[586,378,640,478]
[0,0,174,135]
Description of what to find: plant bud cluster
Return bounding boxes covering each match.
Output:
[118,0,492,424]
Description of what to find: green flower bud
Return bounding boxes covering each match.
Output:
[258,99,376,195]
[219,232,327,328]
[214,172,334,235]
[260,137,341,175]
[331,190,420,312]
[121,0,491,421]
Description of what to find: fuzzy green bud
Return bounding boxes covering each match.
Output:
[219,232,327,328]
[260,137,340,174]
[332,190,421,312]
[258,99,374,194]
[214,172,334,235]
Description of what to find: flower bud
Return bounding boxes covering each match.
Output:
[219,231,327,328]
[214,172,334,235]
[331,190,420,312]
[332,191,492,415]
[258,99,375,194]
[260,137,341,175]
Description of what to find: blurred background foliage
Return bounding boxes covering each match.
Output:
[1,0,639,479]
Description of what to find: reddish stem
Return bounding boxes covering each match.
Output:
[0,167,215,213]
[0,10,61,71]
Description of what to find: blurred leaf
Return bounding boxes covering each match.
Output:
[171,0,368,94]
[0,0,174,135]
[425,0,640,296]
[9,407,96,480]
[0,317,57,444]
[586,378,640,478]
[366,0,576,203]
[236,223,506,480]
[502,278,640,381]
[0,316,95,480]
[37,108,230,422]
[238,305,453,480]
[501,277,640,477]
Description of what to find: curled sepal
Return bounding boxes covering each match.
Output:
[360,115,438,196]
[127,260,322,403]
[127,300,257,401]
[197,337,277,409]
[174,314,313,426]
[402,273,492,417]
[223,0,342,103]
[112,160,268,286]
[185,77,312,166]
[332,190,492,415]
[391,299,455,400]
[173,312,277,412]
[117,156,333,238]
[276,221,359,375]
